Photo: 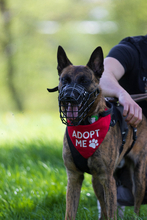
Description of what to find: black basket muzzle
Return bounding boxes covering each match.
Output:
[59,83,100,126]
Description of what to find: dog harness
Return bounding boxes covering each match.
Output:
[66,101,112,174]
[110,101,137,156]
[66,101,137,174]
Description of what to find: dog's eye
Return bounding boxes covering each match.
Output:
[78,76,88,84]
[61,76,71,84]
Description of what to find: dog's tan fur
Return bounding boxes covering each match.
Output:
[56,46,147,220]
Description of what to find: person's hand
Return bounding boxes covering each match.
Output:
[118,91,142,127]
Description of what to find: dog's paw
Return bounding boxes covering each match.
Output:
[89,139,99,149]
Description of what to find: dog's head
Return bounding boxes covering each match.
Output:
[49,46,104,126]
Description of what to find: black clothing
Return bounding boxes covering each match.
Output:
[107,35,147,118]
[116,166,147,206]
[107,35,147,206]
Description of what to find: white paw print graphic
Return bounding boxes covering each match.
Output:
[89,139,99,149]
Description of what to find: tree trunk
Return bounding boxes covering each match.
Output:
[0,0,24,111]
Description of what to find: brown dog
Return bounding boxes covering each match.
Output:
[49,46,147,219]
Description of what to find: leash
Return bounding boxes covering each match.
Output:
[131,93,147,102]
[106,93,147,103]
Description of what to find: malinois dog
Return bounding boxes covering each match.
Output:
[48,46,147,219]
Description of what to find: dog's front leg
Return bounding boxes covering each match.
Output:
[92,176,107,220]
[93,174,117,220]
[103,174,117,220]
[105,175,117,219]
[65,169,84,220]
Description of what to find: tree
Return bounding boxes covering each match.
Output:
[0,0,23,111]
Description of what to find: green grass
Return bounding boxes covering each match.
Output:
[0,112,146,219]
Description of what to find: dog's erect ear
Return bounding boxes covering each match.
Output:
[86,46,104,78]
[57,46,73,75]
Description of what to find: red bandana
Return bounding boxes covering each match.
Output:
[67,114,111,159]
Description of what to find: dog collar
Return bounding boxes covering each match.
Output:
[67,113,111,159]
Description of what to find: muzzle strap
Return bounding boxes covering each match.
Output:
[47,86,58,92]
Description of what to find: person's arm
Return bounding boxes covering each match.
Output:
[100,57,142,127]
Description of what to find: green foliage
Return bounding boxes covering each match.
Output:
[0,1,147,215]
[110,0,147,39]
[0,0,147,112]
[0,113,98,219]
[0,113,147,219]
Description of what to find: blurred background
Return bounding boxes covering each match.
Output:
[0,2,147,218]
[0,0,147,114]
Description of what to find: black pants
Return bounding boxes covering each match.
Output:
[117,185,147,206]
[116,166,147,206]
[117,112,147,206]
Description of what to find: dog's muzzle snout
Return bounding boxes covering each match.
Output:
[59,83,100,126]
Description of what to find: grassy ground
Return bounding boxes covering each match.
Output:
[0,112,146,219]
